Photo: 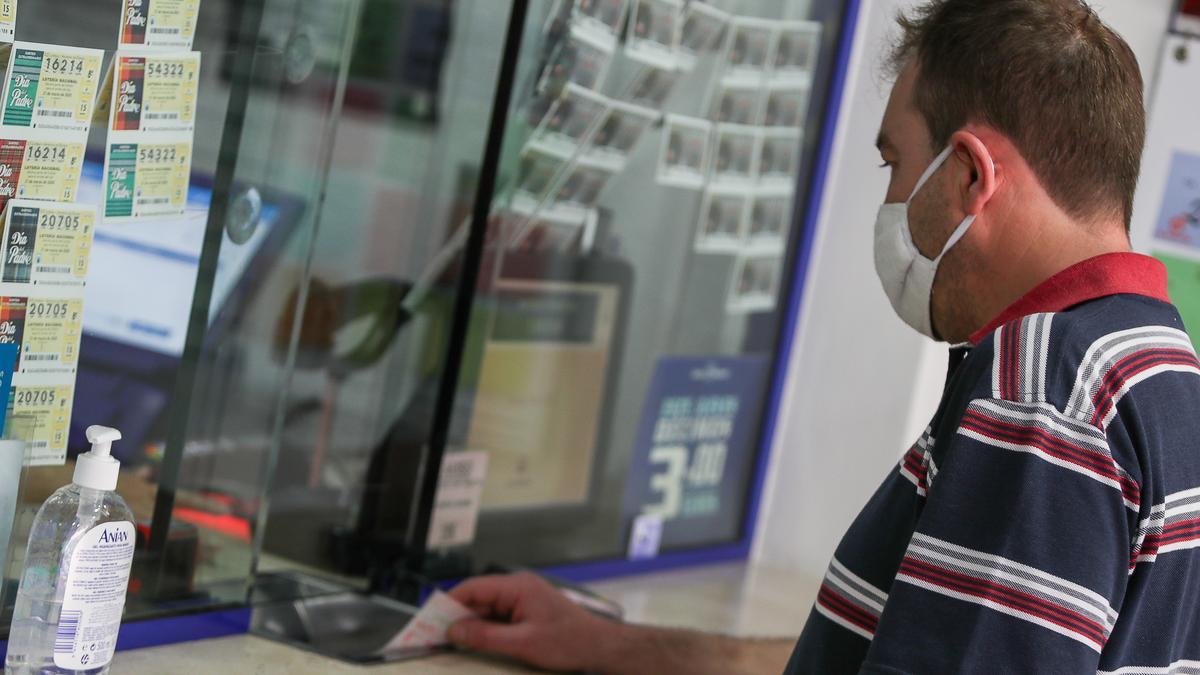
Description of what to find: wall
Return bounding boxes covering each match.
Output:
[752,0,1175,584]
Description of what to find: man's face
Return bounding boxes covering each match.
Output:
[877,63,958,259]
[876,63,976,341]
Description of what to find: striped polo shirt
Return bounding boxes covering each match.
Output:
[785,253,1200,674]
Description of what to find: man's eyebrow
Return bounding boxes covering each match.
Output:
[875,131,892,151]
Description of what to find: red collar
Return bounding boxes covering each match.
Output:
[968,252,1171,345]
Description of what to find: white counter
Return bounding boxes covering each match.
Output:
[115,562,819,673]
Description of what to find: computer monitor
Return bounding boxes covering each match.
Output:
[70,159,305,460]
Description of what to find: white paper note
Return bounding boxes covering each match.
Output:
[627,512,663,561]
[426,450,488,550]
[378,590,476,655]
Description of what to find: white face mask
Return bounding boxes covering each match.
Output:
[873,146,976,339]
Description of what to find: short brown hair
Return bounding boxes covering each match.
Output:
[890,0,1145,229]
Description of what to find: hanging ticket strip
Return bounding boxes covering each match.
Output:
[104,0,201,222]
[0,0,201,465]
[0,39,102,465]
[101,51,200,221]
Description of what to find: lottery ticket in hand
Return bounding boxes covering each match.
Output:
[378,590,476,654]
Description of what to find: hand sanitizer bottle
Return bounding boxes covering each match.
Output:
[5,426,136,675]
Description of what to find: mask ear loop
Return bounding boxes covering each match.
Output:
[933,214,976,264]
[933,146,995,263]
[906,146,955,205]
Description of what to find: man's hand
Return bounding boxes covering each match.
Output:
[447,572,797,675]
[447,572,626,672]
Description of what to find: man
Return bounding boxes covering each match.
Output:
[446,0,1200,672]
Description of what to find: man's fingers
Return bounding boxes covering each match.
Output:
[449,574,538,618]
[447,618,530,656]
[449,575,510,605]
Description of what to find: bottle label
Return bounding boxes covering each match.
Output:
[53,521,134,670]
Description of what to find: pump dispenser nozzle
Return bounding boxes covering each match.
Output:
[74,425,122,491]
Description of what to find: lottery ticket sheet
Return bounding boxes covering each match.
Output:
[101,134,194,221]
[0,42,103,136]
[119,0,201,52]
[0,0,16,43]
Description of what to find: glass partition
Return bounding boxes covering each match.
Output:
[245,0,522,598]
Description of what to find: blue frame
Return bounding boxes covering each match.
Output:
[0,607,250,658]
[540,0,865,584]
[112,608,252,651]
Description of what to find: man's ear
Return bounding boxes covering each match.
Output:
[949,130,997,216]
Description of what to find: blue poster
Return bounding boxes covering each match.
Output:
[1154,151,1200,248]
[624,355,771,552]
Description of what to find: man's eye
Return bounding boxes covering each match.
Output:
[878,162,891,169]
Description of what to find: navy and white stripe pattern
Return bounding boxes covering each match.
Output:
[1066,327,1200,429]
[896,534,1119,652]
[957,398,1140,511]
[787,256,1200,674]
[992,313,1054,403]
[813,558,888,641]
[1129,487,1200,571]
